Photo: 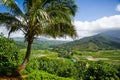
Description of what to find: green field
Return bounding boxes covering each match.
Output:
[19,49,120,66]
[74,50,120,66]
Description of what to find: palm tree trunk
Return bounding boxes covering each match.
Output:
[16,41,32,72]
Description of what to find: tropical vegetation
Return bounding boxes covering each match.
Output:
[0,0,120,80]
[0,35,120,79]
[0,0,77,73]
[0,34,20,76]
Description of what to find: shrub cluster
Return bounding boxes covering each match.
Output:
[26,57,77,78]
[24,70,75,80]
[25,57,120,80]
[0,36,19,76]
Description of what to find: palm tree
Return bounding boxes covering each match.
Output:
[0,0,77,72]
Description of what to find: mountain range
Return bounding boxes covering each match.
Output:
[56,29,120,51]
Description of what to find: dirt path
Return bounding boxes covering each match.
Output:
[87,56,109,61]
[33,54,46,57]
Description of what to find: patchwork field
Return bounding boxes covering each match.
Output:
[20,49,120,65]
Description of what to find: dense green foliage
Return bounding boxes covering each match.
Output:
[25,57,77,78]
[0,43,120,79]
[23,70,75,80]
[22,55,120,80]
[85,61,119,80]
[74,61,87,80]
[0,35,19,76]
[53,48,73,58]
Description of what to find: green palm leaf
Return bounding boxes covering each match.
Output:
[0,13,25,35]
[1,0,24,16]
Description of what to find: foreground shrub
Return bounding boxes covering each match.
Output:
[74,61,88,80]
[37,57,77,78]
[0,36,19,76]
[25,56,77,78]
[24,70,75,80]
[25,56,120,80]
[85,61,119,80]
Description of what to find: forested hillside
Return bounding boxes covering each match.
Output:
[56,30,120,51]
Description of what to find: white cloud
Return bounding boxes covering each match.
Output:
[0,25,24,38]
[0,26,9,36]
[10,31,24,37]
[116,4,120,12]
[74,15,120,38]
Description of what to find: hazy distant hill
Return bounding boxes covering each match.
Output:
[13,37,68,49]
[56,29,120,51]
[99,29,120,39]
[13,37,49,41]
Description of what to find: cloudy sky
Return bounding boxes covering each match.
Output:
[0,0,120,40]
[74,0,120,39]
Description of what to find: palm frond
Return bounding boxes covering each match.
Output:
[23,0,43,13]
[43,1,77,38]
[0,13,24,35]
[1,0,24,17]
[0,13,19,26]
[23,0,33,13]
[60,0,77,16]
[44,19,77,38]
[46,3,72,24]
[43,0,77,16]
